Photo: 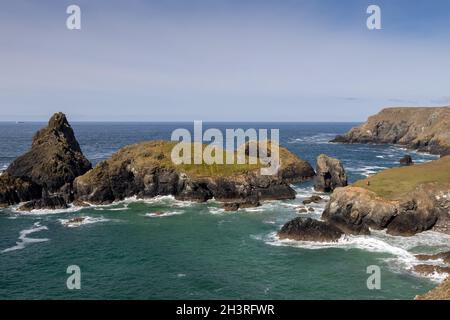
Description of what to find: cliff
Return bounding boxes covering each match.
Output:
[278,155,450,243]
[332,106,450,156]
[323,156,450,236]
[74,140,315,209]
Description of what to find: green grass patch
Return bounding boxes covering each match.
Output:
[353,156,450,199]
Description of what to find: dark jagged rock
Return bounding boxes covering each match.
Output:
[399,155,413,166]
[18,195,68,212]
[277,217,343,242]
[6,112,92,194]
[221,199,261,211]
[331,106,450,156]
[0,113,91,208]
[74,141,314,209]
[0,173,42,207]
[416,251,450,264]
[302,195,323,205]
[314,154,347,192]
[415,250,450,300]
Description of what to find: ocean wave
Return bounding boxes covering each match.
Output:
[265,229,450,283]
[346,165,387,177]
[59,216,112,228]
[11,204,84,215]
[1,222,49,253]
[241,207,265,213]
[208,207,226,215]
[288,134,336,145]
[94,205,130,211]
[144,211,183,218]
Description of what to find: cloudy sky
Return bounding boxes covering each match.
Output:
[1,0,450,121]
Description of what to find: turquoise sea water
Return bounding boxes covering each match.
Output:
[0,122,447,299]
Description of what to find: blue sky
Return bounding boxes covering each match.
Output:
[1,0,450,121]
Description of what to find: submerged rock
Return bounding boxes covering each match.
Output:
[302,195,323,205]
[415,251,450,264]
[277,217,343,242]
[314,154,347,192]
[415,250,450,300]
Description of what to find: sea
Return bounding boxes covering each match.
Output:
[0,122,448,299]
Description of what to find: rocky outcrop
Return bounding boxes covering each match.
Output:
[0,113,92,208]
[417,276,450,300]
[302,195,323,205]
[277,217,343,242]
[415,251,450,300]
[331,106,450,156]
[281,179,449,241]
[18,195,68,211]
[6,112,91,193]
[0,173,41,207]
[74,141,314,209]
[321,185,445,237]
[314,154,347,192]
[399,155,413,166]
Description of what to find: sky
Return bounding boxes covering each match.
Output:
[1,0,450,121]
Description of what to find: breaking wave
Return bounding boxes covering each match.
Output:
[2,222,49,253]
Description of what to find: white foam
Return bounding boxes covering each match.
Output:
[2,222,49,253]
[288,133,336,144]
[265,229,450,283]
[11,203,84,215]
[59,216,111,228]
[241,207,265,213]
[94,206,130,211]
[144,211,183,218]
[208,207,226,215]
[346,165,388,177]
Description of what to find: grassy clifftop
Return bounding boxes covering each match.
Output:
[353,156,450,199]
[82,140,311,179]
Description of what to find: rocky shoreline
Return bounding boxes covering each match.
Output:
[0,113,315,211]
[2,111,450,299]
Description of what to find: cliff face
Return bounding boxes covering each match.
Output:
[322,184,446,237]
[0,113,92,208]
[278,156,450,241]
[322,156,450,236]
[332,106,450,156]
[74,140,315,208]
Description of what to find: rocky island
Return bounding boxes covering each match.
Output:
[73,140,315,210]
[0,113,315,211]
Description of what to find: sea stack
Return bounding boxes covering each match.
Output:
[314,154,347,192]
[0,112,92,209]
